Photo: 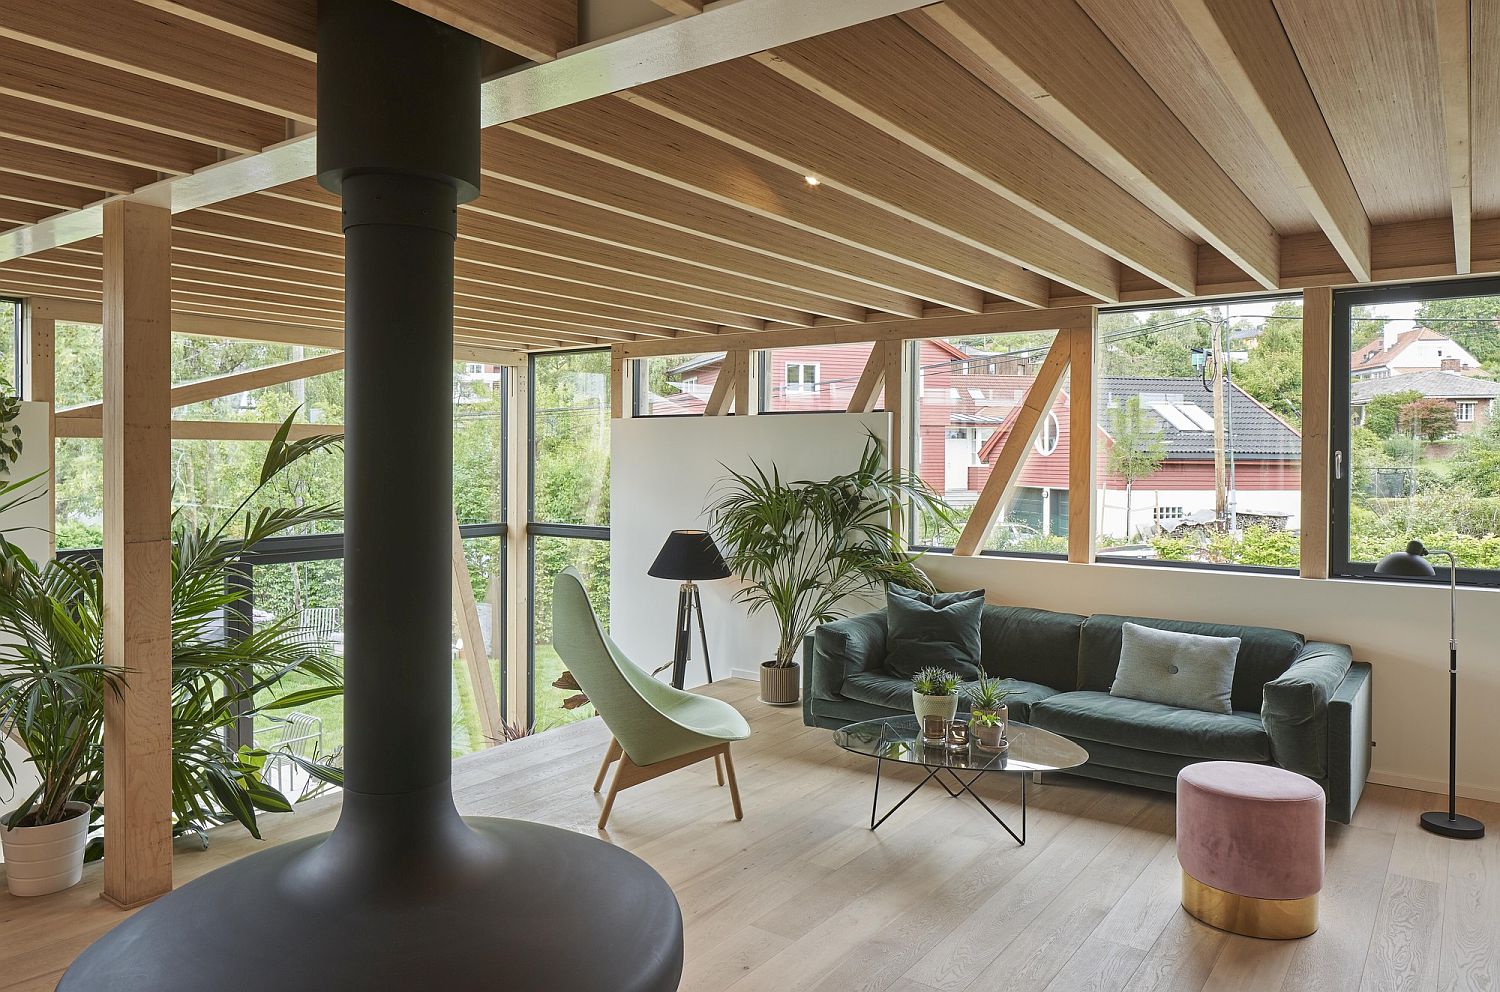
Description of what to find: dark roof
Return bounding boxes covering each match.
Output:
[1097,377,1300,461]
[1350,370,1500,403]
[665,352,726,376]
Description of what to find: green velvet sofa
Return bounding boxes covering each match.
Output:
[802,605,1373,823]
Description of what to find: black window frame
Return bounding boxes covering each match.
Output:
[1331,276,1500,588]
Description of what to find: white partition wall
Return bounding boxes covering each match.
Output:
[611,413,889,687]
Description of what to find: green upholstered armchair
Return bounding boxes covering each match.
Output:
[553,567,752,830]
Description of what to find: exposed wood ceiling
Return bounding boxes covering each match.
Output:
[0,0,1492,353]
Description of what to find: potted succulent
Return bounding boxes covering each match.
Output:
[707,435,951,706]
[970,710,1008,752]
[911,666,963,726]
[967,675,1014,737]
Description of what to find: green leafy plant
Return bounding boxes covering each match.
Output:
[0,376,22,477]
[707,434,952,668]
[0,412,346,842]
[911,666,962,697]
[966,674,1014,712]
[970,710,1004,728]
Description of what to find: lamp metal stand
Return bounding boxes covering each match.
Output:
[669,579,714,690]
[1422,550,1484,840]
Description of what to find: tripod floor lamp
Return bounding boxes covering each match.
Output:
[649,530,731,690]
[1375,540,1484,840]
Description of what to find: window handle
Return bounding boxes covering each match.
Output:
[1334,450,1344,481]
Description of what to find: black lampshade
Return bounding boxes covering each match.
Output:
[1375,540,1438,577]
[649,529,731,581]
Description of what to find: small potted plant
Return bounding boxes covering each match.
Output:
[911,666,963,727]
[971,710,1008,752]
[967,675,1014,736]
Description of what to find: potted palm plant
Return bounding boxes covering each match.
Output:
[911,666,962,725]
[707,434,950,706]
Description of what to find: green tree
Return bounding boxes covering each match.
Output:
[1105,396,1166,538]
[1234,298,1304,426]
[1399,397,1458,441]
[1361,389,1424,439]
[1414,296,1500,373]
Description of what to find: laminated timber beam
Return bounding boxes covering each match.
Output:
[1431,0,1474,274]
[392,0,575,63]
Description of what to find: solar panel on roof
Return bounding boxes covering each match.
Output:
[1178,403,1216,430]
[1151,402,1202,431]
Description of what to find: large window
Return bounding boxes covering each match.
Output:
[1334,279,1500,585]
[634,353,712,416]
[1094,298,1303,571]
[909,330,1068,554]
[529,350,609,731]
[761,342,883,412]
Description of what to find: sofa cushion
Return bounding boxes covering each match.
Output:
[978,605,1086,690]
[1031,691,1270,762]
[842,671,1059,722]
[885,585,984,680]
[1111,622,1240,714]
[1079,615,1304,714]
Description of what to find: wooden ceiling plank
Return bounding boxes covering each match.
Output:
[1172,0,1372,281]
[652,0,704,14]
[0,137,155,195]
[1432,0,1473,273]
[130,0,316,60]
[0,37,286,153]
[0,94,214,175]
[918,0,1281,290]
[0,199,58,226]
[391,0,575,62]
[0,173,100,211]
[625,61,1122,302]
[759,19,1198,295]
[480,128,985,312]
[510,105,1049,306]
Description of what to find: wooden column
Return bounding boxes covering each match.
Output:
[101,199,174,908]
[1068,322,1097,564]
[503,363,532,726]
[25,312,55,557]
[1300,287,1333,579]
[609,351,634,419]
[883,340,908,475]
[732,348,756,415]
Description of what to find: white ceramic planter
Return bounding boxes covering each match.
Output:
[1,801,90,897]
[911,691,959,726]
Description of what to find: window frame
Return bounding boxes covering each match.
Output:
[785,361,820,393]
[1331,276,1500,588]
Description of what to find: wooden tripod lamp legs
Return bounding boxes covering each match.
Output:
[594,738,742,831]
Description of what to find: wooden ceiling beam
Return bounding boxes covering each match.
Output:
[0,137,156,195]
[0,37,286,152]
[916,0,1280,291]
[759,19,1198,295]
[392,0,575,63]
[1432,0,1473,274]
[651,0,704,14]
[1171,0,1372,282]
[0,94,215,176]
[0,0,316,122]
[0,198,58,226]
[510,102,1048,307]
[480,127,985,312]
[0,173,100,212]
[625,61,1122,302]
[130,0,316,60]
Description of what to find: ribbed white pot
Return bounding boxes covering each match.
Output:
[2,801,90,897]
[911,691,959,726]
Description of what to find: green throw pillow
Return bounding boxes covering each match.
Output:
[883,585,984,681]
[1109,621,1240,715]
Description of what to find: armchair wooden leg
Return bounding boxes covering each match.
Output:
[714,752,725,786]
[594,738,622,794]
[722,746,743,821]
[598,765,624,831]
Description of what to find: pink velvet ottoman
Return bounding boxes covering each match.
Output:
[1176,761,1324,939]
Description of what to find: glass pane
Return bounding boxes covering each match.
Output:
[56,437,104,549]
[762,341,883,412]
[56,321,102,407]
[910,331,1067,555]
[531,535,606,734]
[533,351,610,525]
[0,299,16,388]
[453,536,505,754]
[454,361,505,524]
[635,353,710,416]
[1347,292,1500,570]
[1096,299,1303,567]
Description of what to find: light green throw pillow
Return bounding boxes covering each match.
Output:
[1109,621,1240,715]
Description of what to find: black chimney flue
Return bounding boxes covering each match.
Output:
[58,2,683,988]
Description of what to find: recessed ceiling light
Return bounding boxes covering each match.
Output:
[804,175,820,187]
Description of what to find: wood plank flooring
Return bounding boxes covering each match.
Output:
[2,678,1496,991]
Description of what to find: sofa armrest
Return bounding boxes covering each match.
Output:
[1325,662,1373,825]
[808,610,888,704]
[1261,641,1353,781]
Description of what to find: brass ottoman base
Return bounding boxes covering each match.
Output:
[1181,870,1318,939]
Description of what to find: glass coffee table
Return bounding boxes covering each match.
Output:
[833,715,1088,845]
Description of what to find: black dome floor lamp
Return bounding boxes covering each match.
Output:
[649,530,730,690]
[58,2,683,988]
[1375,540,1484,840]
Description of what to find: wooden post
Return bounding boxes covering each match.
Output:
[609,350,634,419]
[25,312,55,558]
[101,198,174,909]
[503,362,531,726]
[452,512,503,745]
[1068,321,1097,564]
[1300,287,1333,579]
[731,348,755,415]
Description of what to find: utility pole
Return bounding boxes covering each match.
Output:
[1210,308,1228,524]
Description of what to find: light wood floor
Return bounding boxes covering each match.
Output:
[2,678,1496,991]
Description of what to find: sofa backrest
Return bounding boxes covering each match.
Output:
[1078,614,1306,713]
[979,605,1087,689]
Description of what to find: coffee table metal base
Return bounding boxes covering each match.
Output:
[870,757,1027,844]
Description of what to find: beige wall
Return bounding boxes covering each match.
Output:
[921,553,1500,802]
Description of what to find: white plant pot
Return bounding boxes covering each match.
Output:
[911,691,959,726]
[1,801,90,897]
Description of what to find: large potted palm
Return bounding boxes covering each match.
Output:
[707,434,951,705]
